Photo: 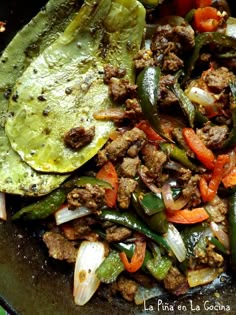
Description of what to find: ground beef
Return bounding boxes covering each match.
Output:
[203,67,235,93]
[64,126,95,150]
[62,217,97,241]
[97,127,146,164]
[113,276,138,302]
[162,52,184,72]
[182,174,202,208]
[151,22,194,73]
[133,49,154,69]
[124,98,143,122]
[43,231,77,263]
[67,184,105,210]
[103,64,126,83]
[196,122,228,150]
[142,143,167,178]
[117,177,137,209]
[108,78,137,102]
[205,195,228,224]
[105,225,132,242]
[163,267,189,296]
[120,156,141,178]
[195,242,224,268]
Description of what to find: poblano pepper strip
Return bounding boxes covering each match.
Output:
[223,82,236,149]
[159,142,197,171]
[132,192,168,234]
[137,66,171,141]
[171,71,196,128]
[184,32,236,82]
[98,209,170,252]
[12,188,67,220]
[96,250,125,284]
[228,192,236,271]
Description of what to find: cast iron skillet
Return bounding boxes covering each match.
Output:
[0,1,236,314]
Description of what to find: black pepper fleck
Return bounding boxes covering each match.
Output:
[38,95,47,101]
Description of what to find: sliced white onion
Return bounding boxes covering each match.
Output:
[162,183,188,211]
[210,221,230,250]
[164,223,186,262]
[0,192,7,221]
[226,17,236,39]
[186,87,215,106]
[187,267,222,288]
[55,204,92,225]
[134,284,165,305]
[73,241,106,306]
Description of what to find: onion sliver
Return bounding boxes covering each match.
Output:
[164,223,186,262]
[186,87,215,106]
[73,241,106,306]
[187,267,222,288]
[162,183,188,211]
[0,192,6,221]
[210,222,230,250]
[55,204,92,225]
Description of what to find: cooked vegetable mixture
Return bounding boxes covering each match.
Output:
[1,0,236,307]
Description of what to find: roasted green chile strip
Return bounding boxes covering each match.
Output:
[98,209,170,251]
[96,250,125,283]
[185,32,236,82]
[132,192,168,234]
[137,66,170,140]
[228,192,236,270]
[223,82,236,149]
[12,188,67,220]
[171,72,196,128]
[159,142,197,170]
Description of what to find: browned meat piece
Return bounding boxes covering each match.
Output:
[67,184,105,210]
[124,98,143,122]
[62,217,97,240]
[117,177,137,209]
[120,157,141,178]
[64,126,95,150]
[159,75,178,107]
[100,127,146,163]
[109,78,137,102]
[163,267,189,295]
[196,122,228,150]
[195,242,224,268]
[43,231,77,263]
[103,64,126,83]
[133,49,154,69]
[203,67,235,93]
[105,225,132,242]
[142,144,167,178]
[151,22,194,73]
[114,276,138,302]
[162,52,184,73]
[173,25,195,50]
[182,174,201,208]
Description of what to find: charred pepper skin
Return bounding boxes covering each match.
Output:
[98,209,170,252]
[228,192,236,271]
[12,188,67,220]
[136,66,171,141]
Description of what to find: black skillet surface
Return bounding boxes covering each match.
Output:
[0,1,236,314]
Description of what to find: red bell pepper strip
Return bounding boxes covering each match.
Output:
[195,0,212,7]
[194,7,221,33]
[222,167,236,188]
[199,154,230,202]
[182,128,215,169]
[166,207,209,224]
[136,120,163,141]
[119,237,146,273]
[96,161,118,208]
